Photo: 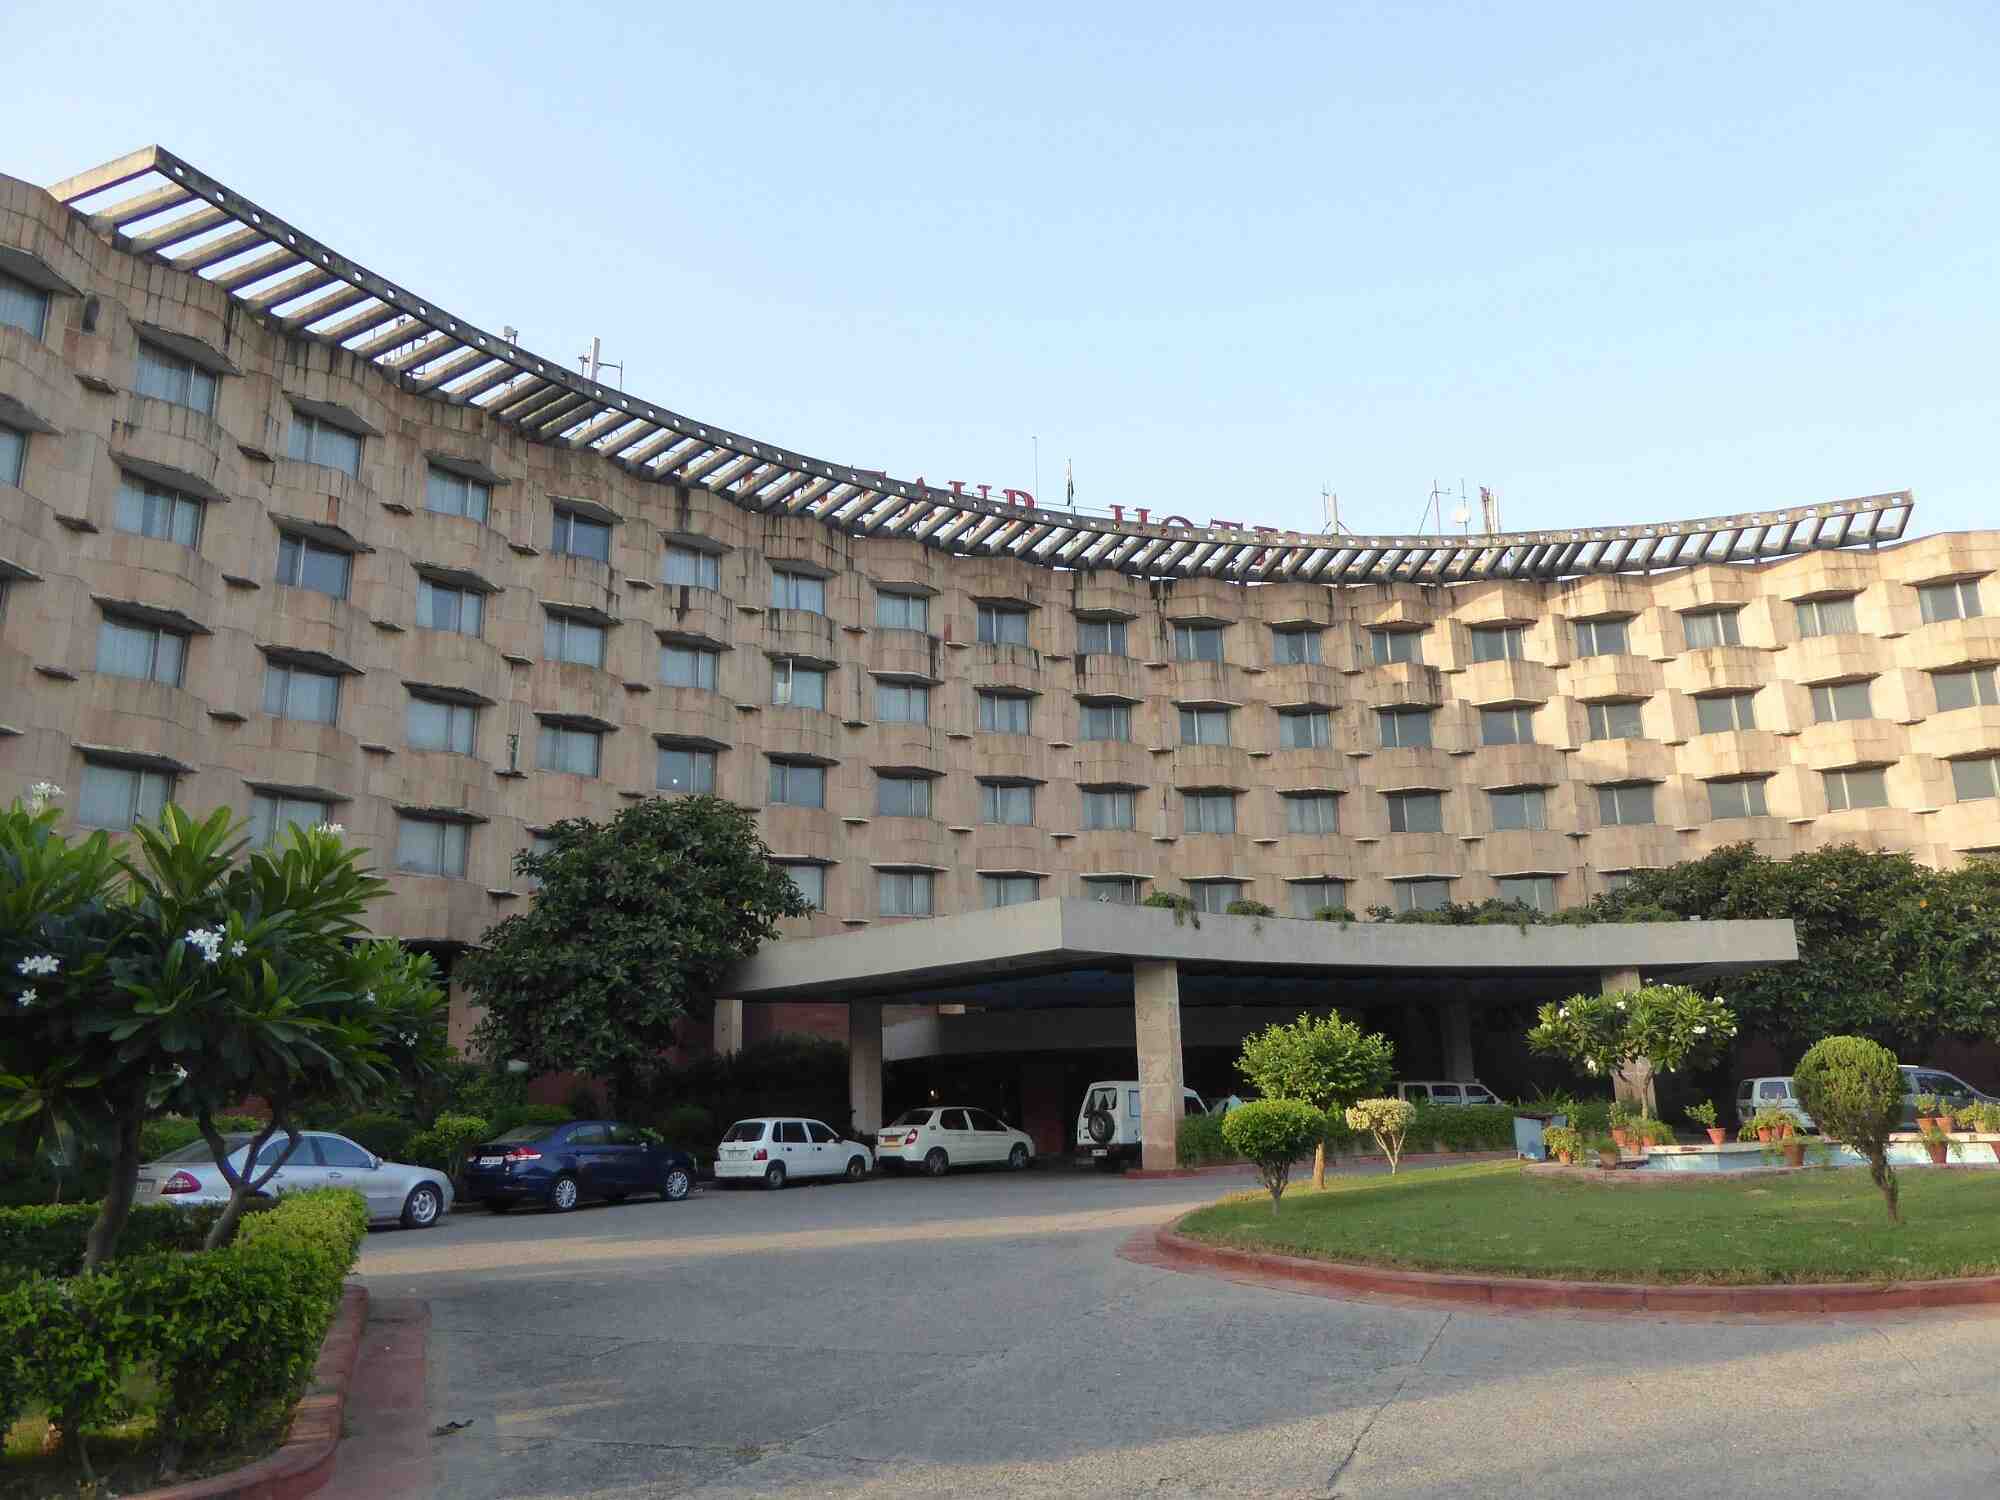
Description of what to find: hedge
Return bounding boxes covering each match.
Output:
[1402,1103,1516,1153]
[0,1189,366,1470]
[0,1200,271,1281]
[337,1110,417,1163]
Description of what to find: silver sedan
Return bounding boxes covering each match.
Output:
[136,1129,456,1229]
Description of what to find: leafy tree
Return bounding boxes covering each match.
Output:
[462,796,809,1104]
[1793,1035,1904,1223]
[1220,1098,1324,1213]
[1237,1012,1394,1188]
[1526,985,1736,1115]
[1344,1097,1417,1173]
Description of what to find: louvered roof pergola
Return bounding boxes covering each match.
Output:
[50,145,1913,587]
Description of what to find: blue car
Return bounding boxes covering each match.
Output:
[462,1120,696,1214]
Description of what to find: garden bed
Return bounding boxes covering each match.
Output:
[1177,1161,2000,1284]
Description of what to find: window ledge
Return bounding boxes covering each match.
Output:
[371,618,404,633]
[206,709,248,725]
[946,825,974,834]
[55,513,98,534]
[495,768,527,779]
[508,541,540,557]
[486,888,520,900]
[623,681,651,694]
[380,501,415,516]
[76,372,116,394]
[624,577,654,591]
[501,653,533,666]
[734,702,761,713]
[34,665,78,681]
[360,742,395,756]
[222,573,261,590]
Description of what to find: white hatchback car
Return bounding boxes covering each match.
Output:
[876,1106,1035,1176]
[713,1117,874,1190]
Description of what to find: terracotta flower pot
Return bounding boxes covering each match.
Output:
[1706,1128,1727,1145]
[1775,1121,1794,1139]
[1757,1128,1773,1144]
[1597,1148,1621,1169]
[1783,1141,1806,1168]
[1927,1142,1949,1165]
[1555,1151,1574,1165]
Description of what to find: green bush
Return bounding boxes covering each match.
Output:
[1403,1103,1516,1153]
[1177,1112,1233,1166]
[1313,905,1356,922]
[1794,1034,1905,1222]
[338,1111,417,1163]
[490,1102,572,1135]
[1224,899,1276,917]
[0,1200,273,1280]
[1220,1099,1325,1210]
[404,1112,493,1176]
[564,1081,605,1119]
[657,1103,716,1152]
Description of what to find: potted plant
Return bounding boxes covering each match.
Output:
[1593,1135,1622,1169]
[1608,1101,1637,1153]
[1918,1121,1963,1166]
[1914,1092,1942,1132]
[1638,1117,1676,1149]
[1687,1100,1726,1146]
[1543,1125,1581,1165]
[1738,1105,1794,1145]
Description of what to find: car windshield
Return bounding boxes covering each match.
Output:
[490,1126,549,1143]
[154,1134,252,1164]
[721,1121,767,1143]
[889,1109,934,1127]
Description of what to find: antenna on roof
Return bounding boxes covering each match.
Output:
[578,336,624,390]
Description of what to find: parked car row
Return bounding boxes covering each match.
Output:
[1735,1065,1998,1130]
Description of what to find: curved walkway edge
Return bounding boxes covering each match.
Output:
[1134,1222,2000,1319]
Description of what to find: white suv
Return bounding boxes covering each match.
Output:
[1395,1081,1501,1107]
[876,1106,1035,1176]
[1076,1081,1208,1170]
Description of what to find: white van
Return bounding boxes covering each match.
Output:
[1076,1081,1208,1170]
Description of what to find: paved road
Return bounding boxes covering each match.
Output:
[358,1161,2000,1499]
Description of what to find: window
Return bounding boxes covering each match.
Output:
[550,506,612,563]
[876,591,927,631]
[1174,623,1224,662]
[1795,595,1859,638]
[660,643,718,689]
[1708,777,1770,819]
[662,545,719,589]
[1283,793,1339,835]
[115,475,203,547]
[0,425,22,488]
[1179,706,1232,746]
[396,817,468,877]
[776,863,824,910]
[0,272,49,339]
[523,831,557,890]
[879,870,935,916]
[1469,625,1528,663]
[1077,618,1127,657]
[1377,708,1433,749]
[424,465,489,522]
[771,660,827,710]
[770,570,825,613]
[1272,628,1322,665]
[96,617,185,686]
[1386,791,1443,834]
[1918,580,1983,624]
[876,775,933,818]
[1823,767,1889,811]
[1488,788,1547,831]
[1496,875,1556,913]
[1573,617,1630,657]
[1371,629,1423,665]
[263,662,340,724]
[1481,706,1535,746]
[1682,608,1742,649]
[543,612,607,667]
[772,1121,807,1146]
[1081,788,1135,830]
[407,697,478,754]
[1952,756,2000,802]
[978,691,1032,733]
[248,793,332,849]
[537,723,602,776]
[1083,877,1142,905]
[1811,680,1874,723]
[286,413,363,476]
[1934,667,2000,713]
[134,341,218,415]
[978,604,1031,645]
[1289,879,1347,917]
[1394,879,1450,913]
[768,761,825,808]
[657,746,716,794]
[1079,701,1132,742]
[1601,871,1639,893]
[314,1136,374,1169]
[1182,791,1237,834]
[875,680,930,724]
[982,874,1040,908]
[77,762,173,830]
[1278,710,1332,749]
[980,782,1035,825]
[1188,881,1245,915]
[1596,782,1656,826]
[276,534,351,598]
[1585,700,1645,740]
[806,1121,841,1144]
[417,577,483,636]
[1696,692,1757,733]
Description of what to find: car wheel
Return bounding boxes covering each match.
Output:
[845,1155,867,1181]
[923,1148,949,1178]
[401,1183,444,1230]
[763,1162,787,1191]
[1008,1144,1030,1171]
[487,1198,513,1214]
[1086,1110,1116,1146]
[549,1173,580,1212]
[661,1167,692,1202]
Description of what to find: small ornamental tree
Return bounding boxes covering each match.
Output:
[1794,1035,1905,1223]
[1237,1012,1394,1188]
[1220,1098,1324,1213]
[462,796,810,1104]
[1526,984,1736,1114]
[1345,1097,1417,1173]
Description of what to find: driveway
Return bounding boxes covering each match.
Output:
[357,1160,2000,1499]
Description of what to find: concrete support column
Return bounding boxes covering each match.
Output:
[1599,966,1656,1116]
[1134,960,1184,1173]
[1439,999,1476,1082]
[713,997,744,1058]
[848,1000,883,1139]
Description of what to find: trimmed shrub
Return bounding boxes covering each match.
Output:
[657,1104,716,1152]
[1313,905,1356,922]
[338,1111,416,1163]
[1177,1112,1232,1167]
[490,1102,573,1135]
[1794,1035,1904,1222]
[1220,1099,1324,1212]
[565,1081,605,1119]
[0,1200,273,1281]
[1345,1097,1418,1172]
[404,1112,492,1177]
[1224,899,1276,918]
[1403,1103,1516,1154]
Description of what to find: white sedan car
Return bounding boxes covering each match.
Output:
[135,1129,455,1229]
[714,1117,875,1189]
[876,1106,1035,1176]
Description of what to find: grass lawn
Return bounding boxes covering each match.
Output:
[1177,1162,2000,1285]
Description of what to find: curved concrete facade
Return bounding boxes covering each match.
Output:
[1,158,1997,1054]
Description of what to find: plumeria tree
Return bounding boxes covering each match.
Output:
[1525,983,1736,1115]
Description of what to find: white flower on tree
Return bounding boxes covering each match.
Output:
[16,955,60,977]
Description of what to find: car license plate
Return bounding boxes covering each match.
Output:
[1091,1148,1109,1157]
[477,1156,502,1168]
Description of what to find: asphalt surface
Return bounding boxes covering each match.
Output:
[357,1159,2000,1499]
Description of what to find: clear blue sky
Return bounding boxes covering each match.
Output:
[8,1,1995,538]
